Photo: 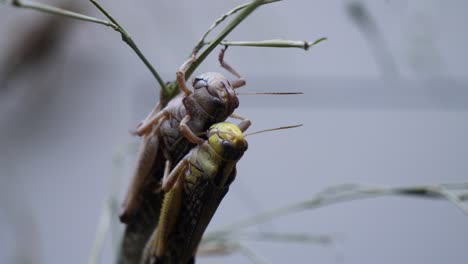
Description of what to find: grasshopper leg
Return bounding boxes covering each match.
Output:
[177,53,196,96]
[218,48,246,89]
[152,159,173,194]
[142,159,188,262]
[229,112,251,132]
[133,110,169,137]
[180,115,205,144]
[162,160,172,185]
[135,100,161,131]
[162,158,188,192]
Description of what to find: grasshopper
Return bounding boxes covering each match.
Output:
[142,122,248,264]
[119,48,251,224]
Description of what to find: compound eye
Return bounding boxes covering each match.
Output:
[221,140,234,153]
[193,77,208,89]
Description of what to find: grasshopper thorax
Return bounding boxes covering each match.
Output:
[207,122,248,160]
[191,72,239,120]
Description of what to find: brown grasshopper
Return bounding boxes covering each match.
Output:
[142,122,248,264]
[119,48,251,224]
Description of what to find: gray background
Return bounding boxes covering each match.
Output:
[1,0,467,263]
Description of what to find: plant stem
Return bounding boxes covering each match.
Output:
[220,37,328,50]
[12,0,113,27]
[192,0,282,54]
[206,182,468,240]
[185,0,267,80]
[89,0,166,91]
[238,243,272,264]
[162,0,273,104]
[88,199,112,264]
[11,0,166,91]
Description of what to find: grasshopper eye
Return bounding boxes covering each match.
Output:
[221,140,234,153]
[193,78,207,89]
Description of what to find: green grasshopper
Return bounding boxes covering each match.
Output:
[140,122,301,264]
[142,121,248,264]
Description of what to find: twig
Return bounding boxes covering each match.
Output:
[205,182,468,240]
[88,200,112,264]
[201,231,331,249]
[197,239,240,256]
[10,0,166,91]
[439,182,468,189]
[192,0,281,54]
[12,0,112,27]
[185,0,267,80]
[460,193,468,201]
[437,189,468,214]
[220,37,327,50]
[199,240,273,264]
[237,231,332,245]
[88,0,166,91]
[238,243,272,264]
[162,0,272,103]
[198,231,330,260]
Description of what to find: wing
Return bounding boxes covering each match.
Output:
[120,133,165,223]
[117,134,166,264]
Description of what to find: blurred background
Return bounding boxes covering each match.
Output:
[1,0,468,263]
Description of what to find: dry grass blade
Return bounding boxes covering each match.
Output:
[205,182,468,241]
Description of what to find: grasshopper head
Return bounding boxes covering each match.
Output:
[191,72,239,120]
[207,122,248,160]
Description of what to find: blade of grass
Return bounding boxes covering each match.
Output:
[162,0,271,103]
[206,182,468,240]
[185,0,266,80]
[192,0,282,54]
[220,37,327,50]
[89,0,166,91]
[12,0,112,27]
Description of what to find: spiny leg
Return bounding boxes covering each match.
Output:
[135,100,161,130]
[218,47,246,89]
[230,112,251,132]
[180,115,205,144]
[133,110,169,137]
[152,160,173,194]
[162,160,172,187]
[162,158,189,192]
[176,53,197,96]
[142,160,186,262]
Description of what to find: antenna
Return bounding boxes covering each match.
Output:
[244,124,303,137]
[236,92,303,95]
